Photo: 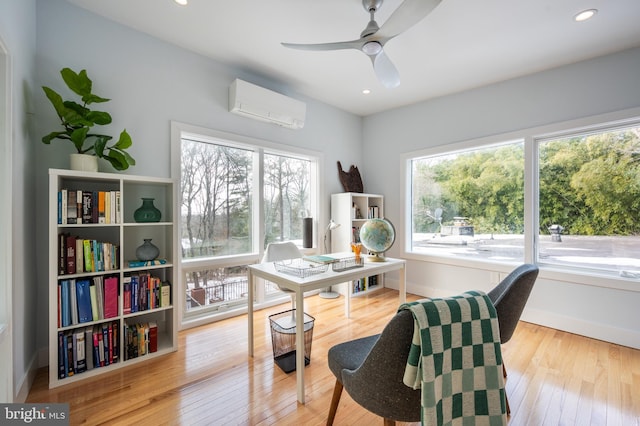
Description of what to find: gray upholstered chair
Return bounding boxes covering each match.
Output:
[487,263,539,414]
[326,309,420,426]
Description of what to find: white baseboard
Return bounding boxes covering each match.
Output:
[14,351,39,403]
[521,307,640,350]
[392,280,640,350]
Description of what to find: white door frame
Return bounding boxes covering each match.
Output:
[0,35,14,403]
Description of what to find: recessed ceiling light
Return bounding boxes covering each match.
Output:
[174,0,188,6]
[574,9,597,22]
[362,89,371,95]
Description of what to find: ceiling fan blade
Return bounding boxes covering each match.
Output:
[376,0,442,39]
[371,50,400,89]
[281,39,362,52]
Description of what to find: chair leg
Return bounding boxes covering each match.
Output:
[327,380,343,426]
[383,419,396,426]
[502,361,510,415]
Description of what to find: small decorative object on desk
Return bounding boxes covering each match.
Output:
[274,258,329,278]
[134,197,161,222]
[332,256,364,272]
[135,238,159,261]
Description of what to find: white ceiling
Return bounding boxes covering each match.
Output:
[66,0,640,116]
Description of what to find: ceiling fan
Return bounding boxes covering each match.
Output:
[281,0,442,89]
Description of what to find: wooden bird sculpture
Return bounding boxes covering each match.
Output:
[337,161,364,193]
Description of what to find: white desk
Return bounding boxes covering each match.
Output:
[247,256,406,404]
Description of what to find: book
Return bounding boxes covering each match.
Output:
[91,327,101,367]
[57,331,65,379]
[160,282,171,308]
[102,324,110,365]
[96,326,105,367]
[75,238,83,274]
[65,331,75,376]
[74,329,87,373]
[58,233,67,276]
[83,239,93,272]
[123,276,132,314]
[127,259,167,268]
[75,279,93,324]
[76,190,83,224]
[114,191,121,223]
[70,280,78,325]
[65,235,76,275]
[84,327,94,370]
[93,276,104,320]
[60,280,71,327]
[111,321,119,364]
[82,191,93,223]
[148,321,158,353]
[57,191,62,225]
[89,281,99,321]
[103,276,118,319]
[98,191,106,223]
[61,189,67,224]
[107,323,114,364]
[67,190,78,224]
[303,255,338,264]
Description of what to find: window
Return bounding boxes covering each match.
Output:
[406,118,640,279]
[409,141,525,262]
[537,125,640,275]
[175,126,319,324]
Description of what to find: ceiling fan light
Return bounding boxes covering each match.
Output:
[362,41,382,56]
[173,0,188,6]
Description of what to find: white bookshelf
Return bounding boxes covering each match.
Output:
[48,169,178,388]
[330,192,385,296]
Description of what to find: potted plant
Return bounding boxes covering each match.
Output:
[42,68,136,171]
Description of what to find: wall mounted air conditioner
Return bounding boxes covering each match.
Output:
[229,79,306,129]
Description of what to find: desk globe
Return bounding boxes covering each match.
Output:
[359,218,396,262]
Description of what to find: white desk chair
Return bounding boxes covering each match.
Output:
[262,242,302,325]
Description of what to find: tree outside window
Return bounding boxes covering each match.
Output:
[409,123,640,276]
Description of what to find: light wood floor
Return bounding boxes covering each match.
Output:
[27,289,640,425]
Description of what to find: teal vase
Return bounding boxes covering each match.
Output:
[136,239,160,261]
[134,198,161,223]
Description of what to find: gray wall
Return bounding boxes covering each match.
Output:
[0,0,38,401]
[33,0,362,360]
[363,47,640,349]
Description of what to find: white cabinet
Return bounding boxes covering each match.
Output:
[330,192,384,295]
[48,169,178,388]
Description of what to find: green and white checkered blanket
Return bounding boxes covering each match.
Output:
[399,291,507,426]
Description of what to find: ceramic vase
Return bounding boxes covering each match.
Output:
[70,153,98,172]
[134,198,161,222]
[136,239,160,261]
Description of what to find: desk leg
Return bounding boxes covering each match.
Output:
[399,264,406,304]
[295,289,305,404]
[248,269,254,357]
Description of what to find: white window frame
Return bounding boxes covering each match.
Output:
[401,107,640,293]
[171,122,322,329]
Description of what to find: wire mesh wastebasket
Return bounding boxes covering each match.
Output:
[268,309,315,373]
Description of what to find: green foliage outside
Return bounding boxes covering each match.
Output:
[413,128,640,236]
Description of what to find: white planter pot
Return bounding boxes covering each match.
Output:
[70,153,98,172]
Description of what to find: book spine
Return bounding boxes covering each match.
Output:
[82,191,93,224]
[58,331,65,379]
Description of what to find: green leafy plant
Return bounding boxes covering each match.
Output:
[42,68,135,171]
